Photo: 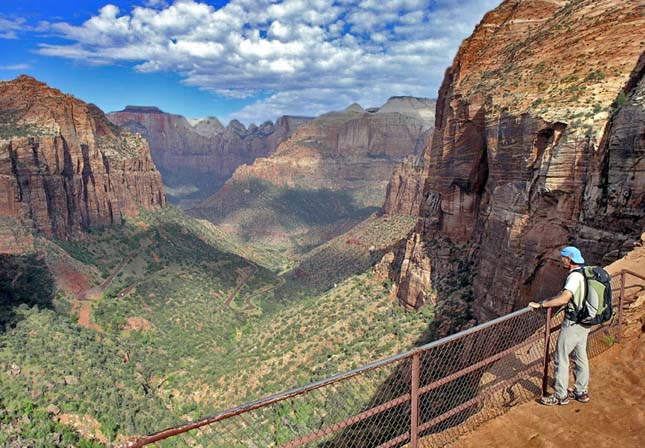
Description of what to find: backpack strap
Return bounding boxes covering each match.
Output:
[566,267,587,322]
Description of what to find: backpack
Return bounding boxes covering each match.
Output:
[574,266,614,325]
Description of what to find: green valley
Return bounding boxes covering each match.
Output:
[0,207,428,445]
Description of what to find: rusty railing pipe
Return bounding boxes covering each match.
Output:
[541,307,552,397]
[618,270,625,343]
[410,351,420,448]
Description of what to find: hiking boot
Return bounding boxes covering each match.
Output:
[567,389,590,403]
[540,394,569,406]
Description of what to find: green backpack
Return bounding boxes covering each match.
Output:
[571,266,614,325]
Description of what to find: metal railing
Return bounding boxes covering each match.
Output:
[121,270,642,448]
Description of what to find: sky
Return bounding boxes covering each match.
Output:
[0,0,501,125]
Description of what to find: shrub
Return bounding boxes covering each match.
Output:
[611,91,628,113]
[584,69,605,82]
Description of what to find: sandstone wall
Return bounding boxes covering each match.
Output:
[386,0,644,322]
[108,107,310,199]
[225,99,435,208]
[0,76,165,249]
[383,157,427,216]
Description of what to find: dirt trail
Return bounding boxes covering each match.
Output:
[77,303,104,332]
[224,267,257,308]
[449,304,644,448]
[449,245,645,448]
[73,251,138,331]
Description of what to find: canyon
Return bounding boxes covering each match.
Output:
[385,0,645,323]
[227,97,435,207]
[190,97,435,250]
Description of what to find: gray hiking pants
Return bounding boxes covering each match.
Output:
[554,319,591,398]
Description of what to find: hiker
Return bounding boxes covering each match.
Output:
[528,246,591,405]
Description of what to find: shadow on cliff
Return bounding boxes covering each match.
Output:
[580,51,645,249]
[157,165,227,204]
[190,178,377,232]
[0,253,56,333]
[269,188,377,227]
[273,242,385,304]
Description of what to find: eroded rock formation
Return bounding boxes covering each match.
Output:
[222,97,436,208]
[386,0,644,322]
[108,107,310,202]
[0,76,165,251]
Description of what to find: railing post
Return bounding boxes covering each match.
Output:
[541,307,552,397]
[410,351,420,448]
[618,270,625,343]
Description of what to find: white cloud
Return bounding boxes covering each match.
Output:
[144,0,169,7]
[33,0,502,122]
[0,17,27,39]
[0,64,31,70]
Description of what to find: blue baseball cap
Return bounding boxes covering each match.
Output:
[560,246,584,264]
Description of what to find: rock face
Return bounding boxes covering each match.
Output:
[188,117,224,138]
[108,107,310,202]
[391,233,433,310]
[224,97,436,207]
[386,0,644,322]
[383,157,426,216]
[0,76,165,251]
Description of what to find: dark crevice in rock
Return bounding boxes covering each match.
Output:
[30,140,59,236]
[531,128,554,168]
[101,152,110,175]
[528,124,560,212]
[61,136,76,238]
[472,139,489,196]
[7,144,22,203]
[80,143,94,227]
[107,200,114,225]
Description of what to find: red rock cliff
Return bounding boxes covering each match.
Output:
[108,107,310,202]
[386,0,644,322]
[226,98,436,208]
[0,76,165,250]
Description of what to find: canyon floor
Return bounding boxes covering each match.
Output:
[449,246,645,448]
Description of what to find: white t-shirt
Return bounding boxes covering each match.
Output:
[564,270,585,302]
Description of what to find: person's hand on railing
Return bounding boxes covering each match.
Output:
[528,301,543,310]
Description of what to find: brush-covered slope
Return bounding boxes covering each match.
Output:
[108,107,311,204]
[386,0,644,321]
[0,207,431,446]
[0,76,166,251]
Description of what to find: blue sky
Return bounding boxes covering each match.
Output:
[0,0,500,124]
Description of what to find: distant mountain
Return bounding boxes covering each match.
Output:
[0,76,165,252]
[190,96,436,252]
[108,107,311,204]
[188,116,225,138]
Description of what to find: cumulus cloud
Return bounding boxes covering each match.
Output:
[35,0,501,123]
